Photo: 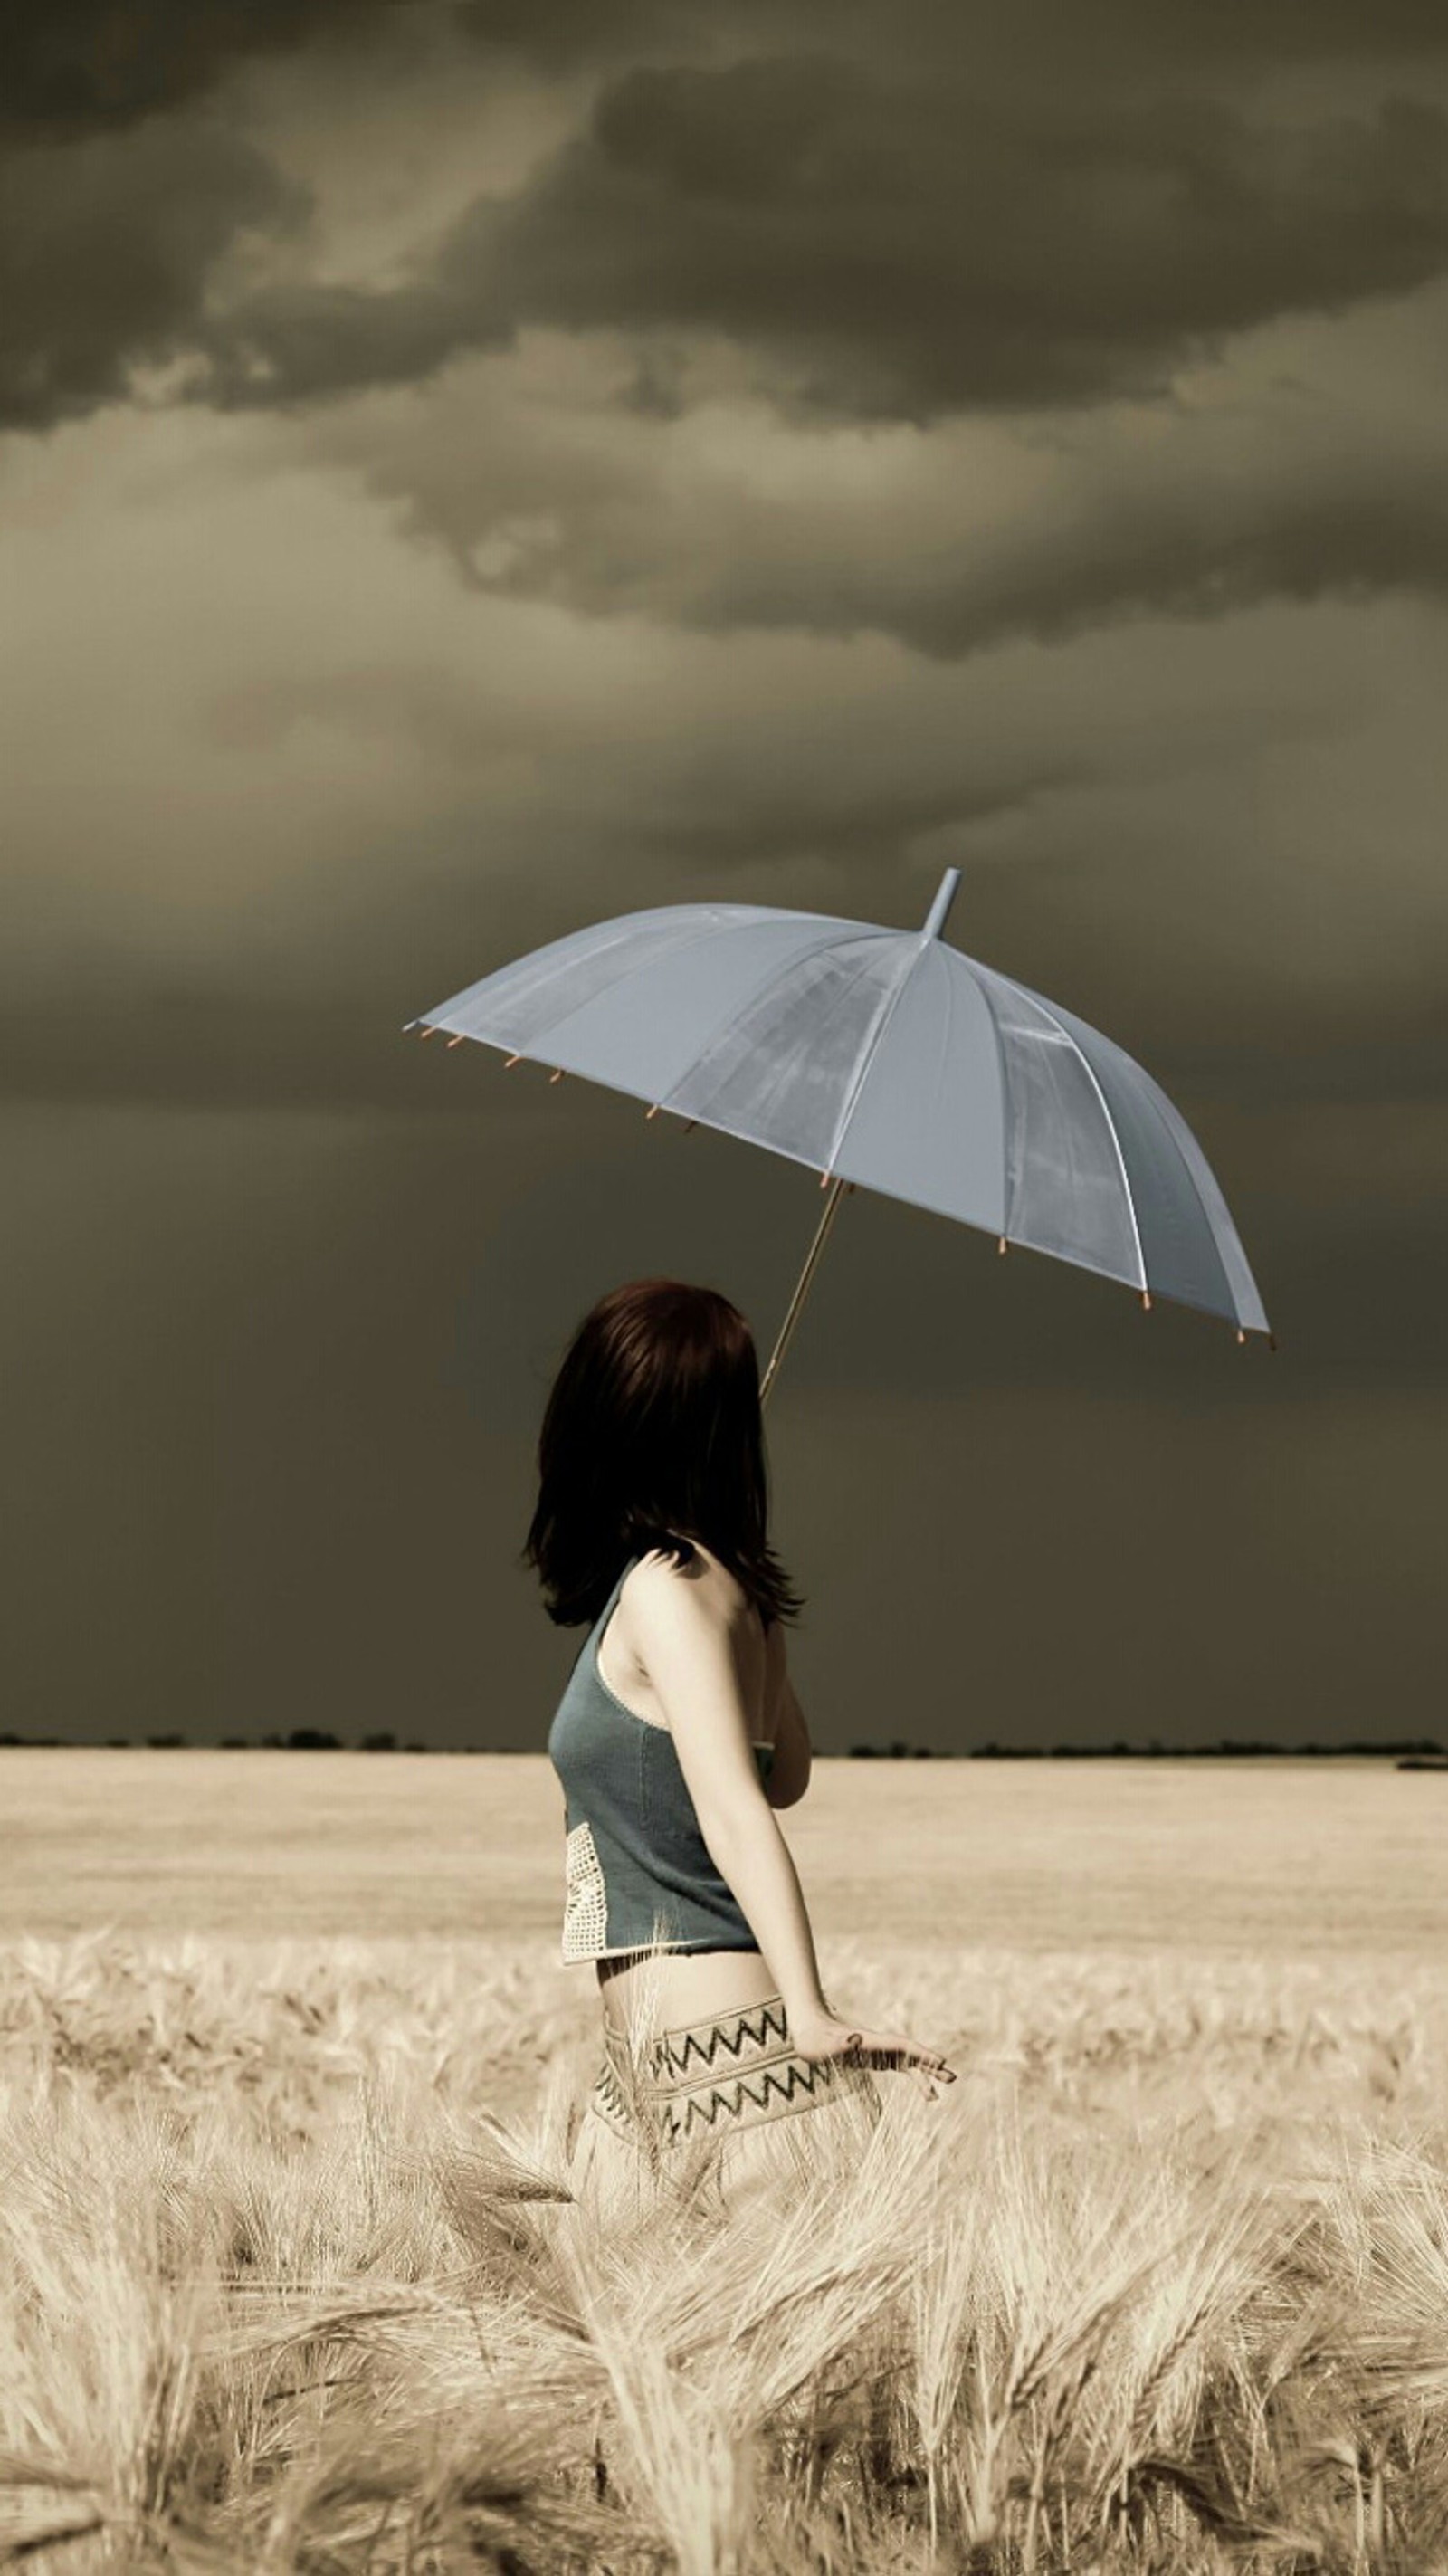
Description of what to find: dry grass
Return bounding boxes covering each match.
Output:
[4,1927,1448,2572]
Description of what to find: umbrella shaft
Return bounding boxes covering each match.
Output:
[760,1177,850,1409]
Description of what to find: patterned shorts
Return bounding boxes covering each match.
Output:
[569,1989,886,2215]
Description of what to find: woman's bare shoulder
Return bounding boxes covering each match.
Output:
[626,1541,750,1629]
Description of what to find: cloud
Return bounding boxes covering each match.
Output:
[13,0,1442,152]
[902,0,1448,72]
[454,0,690,71]
[3,391,1444,1137]
[13,6,1448,442]
[195,63,1448,421]
[1,1,394,140]
[297,293,1448,660]
[0,118,300,431]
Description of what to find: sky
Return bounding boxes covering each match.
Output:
[2,0,1444,1752]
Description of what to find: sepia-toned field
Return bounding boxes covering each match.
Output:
[4,1753,1447,2571]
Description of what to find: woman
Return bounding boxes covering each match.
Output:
[523,1277,956,2226]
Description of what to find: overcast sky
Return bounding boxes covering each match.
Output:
[3,0,1444,1752]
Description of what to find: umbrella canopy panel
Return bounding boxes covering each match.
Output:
[409,894,1268,1334]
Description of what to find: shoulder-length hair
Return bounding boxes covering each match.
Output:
[520,1278,805,1632]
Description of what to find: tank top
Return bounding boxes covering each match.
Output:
[546,1551,776,1963]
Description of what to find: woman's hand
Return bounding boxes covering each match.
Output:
[789,2007,957,2101]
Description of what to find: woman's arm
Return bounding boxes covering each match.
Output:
[629,1558,957,2096]
[628,1560,829,2025]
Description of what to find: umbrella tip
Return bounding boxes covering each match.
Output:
[1140,1289,1152,1312]
[921,867,962,941]
[997,1235,1008,1255]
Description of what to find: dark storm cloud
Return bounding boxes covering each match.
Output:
[0,1,332,432]
[0,119,300,431]
[536,68,1448,415]
[457,0,1448,81]
[7,0,1443,154]
[0,1,389,139]
[319,336,1448,658]
[908,0,1448,67]
[794,458,1448,660]
[196,66,1448,420]
[12,1,1448,438]
[0,0,702,139]
[713,474,1448,660]
[454,0,684,69]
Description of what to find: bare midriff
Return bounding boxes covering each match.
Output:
[596,1942,783,2038]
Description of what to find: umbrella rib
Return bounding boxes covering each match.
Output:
[824,932,936,1176]
[658,928,898,1138]
[1025,990,1148,1293]
[1134,1065,1266,1332]
[971,959,1014,1245]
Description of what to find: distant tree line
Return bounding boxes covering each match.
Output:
[2,1732,1444,1763]
[0,1732,510,1753]
[851,1739,1448,1760]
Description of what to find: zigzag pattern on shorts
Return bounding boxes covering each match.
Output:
[662,2050,844,2142]
[589,2054,635,2137]
[651,1999,790,2080]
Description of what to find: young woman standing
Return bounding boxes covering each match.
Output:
[524,1277,955,2222]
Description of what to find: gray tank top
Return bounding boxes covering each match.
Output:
[546,1552,775,1962]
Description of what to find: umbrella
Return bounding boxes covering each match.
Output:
[403,867,1272,1403]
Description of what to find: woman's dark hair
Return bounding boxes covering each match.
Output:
[521,1279,805,1632]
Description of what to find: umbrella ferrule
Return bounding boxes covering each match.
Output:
[921,867,961,941]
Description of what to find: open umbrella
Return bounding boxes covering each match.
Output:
[403,867,1272,1403]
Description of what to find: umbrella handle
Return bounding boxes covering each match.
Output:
[760,1177,852,1409]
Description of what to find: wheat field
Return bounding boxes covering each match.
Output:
[4,1753,1447,2572]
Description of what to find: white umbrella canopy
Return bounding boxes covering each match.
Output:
[405,868,1272,1398]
